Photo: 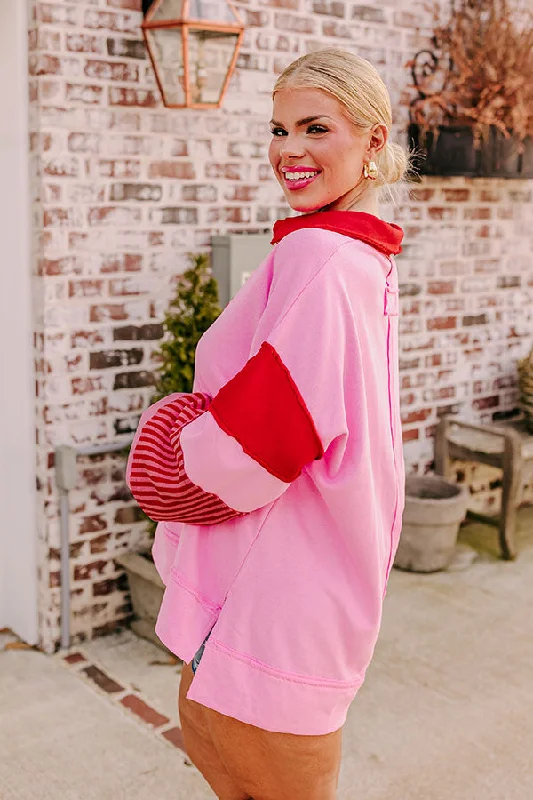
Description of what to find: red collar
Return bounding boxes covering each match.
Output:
[271,210,403,256]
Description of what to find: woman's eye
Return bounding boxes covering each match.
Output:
[270,124,328,136]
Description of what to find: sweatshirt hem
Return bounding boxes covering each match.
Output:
[186,636,363,735]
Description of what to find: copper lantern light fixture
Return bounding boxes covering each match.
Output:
[142,0,245,109]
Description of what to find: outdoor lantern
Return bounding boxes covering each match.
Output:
[142,0,245,109]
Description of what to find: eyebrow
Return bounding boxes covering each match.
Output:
[269,115,331,127]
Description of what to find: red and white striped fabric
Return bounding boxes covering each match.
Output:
[127,392,245,525]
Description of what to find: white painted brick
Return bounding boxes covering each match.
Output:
[28,0,533,651]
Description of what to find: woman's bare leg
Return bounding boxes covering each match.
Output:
[178,663,251,800]
[203,704,343,800]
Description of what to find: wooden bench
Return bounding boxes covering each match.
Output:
[434,415,533,560]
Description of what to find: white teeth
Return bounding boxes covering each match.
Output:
[284,171,318,181]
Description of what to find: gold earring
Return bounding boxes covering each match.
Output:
[363,160,378,180]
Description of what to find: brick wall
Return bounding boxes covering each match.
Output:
[28,0,533,651]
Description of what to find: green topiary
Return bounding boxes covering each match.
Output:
[130,252,222,539]
[152,252,222,401]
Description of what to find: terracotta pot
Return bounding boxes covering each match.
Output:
[394,475,469,573]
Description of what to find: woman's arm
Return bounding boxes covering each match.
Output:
[126,337,325,524]
[179,340,324,514]
[175,258,351,517]
[127,392,246,525]
[128,242,351,524]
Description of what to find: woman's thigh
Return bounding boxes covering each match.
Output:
[180,662,343,800]
[179,663,250,800]
[203,701,343,800]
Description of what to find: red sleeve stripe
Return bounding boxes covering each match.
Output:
[208,342,323,484]
[127,393,244,526]
[129,455,241,524]
[129,480,236,524]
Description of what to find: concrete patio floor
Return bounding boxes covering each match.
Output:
[1,507,533,799]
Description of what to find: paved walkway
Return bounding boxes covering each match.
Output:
[0,640,207,800]
[1,509,533,799]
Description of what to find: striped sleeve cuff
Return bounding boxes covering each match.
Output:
[127,392,245,525]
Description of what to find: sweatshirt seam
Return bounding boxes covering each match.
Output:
[208,636,363,690]
[268,238,354,342]
[169,567,222,616]
[210,403,298,483]
[266,343,324,459]
[161,522,181,544]
[209,343,324,483]
[383,305,402,582]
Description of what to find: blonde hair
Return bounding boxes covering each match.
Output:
[273,48,409,191]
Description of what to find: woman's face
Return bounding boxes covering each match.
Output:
[268,86,381,213]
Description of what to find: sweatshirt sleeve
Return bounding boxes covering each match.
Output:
[126,392,246,525]
[179,263,349,514]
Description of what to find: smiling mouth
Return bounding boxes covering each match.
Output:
[283,170,319,180]
[281,170,321,190]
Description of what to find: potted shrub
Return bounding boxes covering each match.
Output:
[116,253,222,650]
[408,0,533,178]
[394,475,469,573]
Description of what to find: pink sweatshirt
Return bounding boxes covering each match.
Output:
[128,210,405,735]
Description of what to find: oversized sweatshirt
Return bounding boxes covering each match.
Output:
[127,210,405,735]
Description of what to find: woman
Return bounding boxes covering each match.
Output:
[127,48,408,799]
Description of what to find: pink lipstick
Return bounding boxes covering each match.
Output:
[281,166,321,191]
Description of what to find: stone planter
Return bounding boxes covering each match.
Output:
[394,475,469,573]
[115,551,171,653]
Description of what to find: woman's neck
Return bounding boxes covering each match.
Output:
[322,185,380,217]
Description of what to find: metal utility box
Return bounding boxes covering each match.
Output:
[211,234,272,308]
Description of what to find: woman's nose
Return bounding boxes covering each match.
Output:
[279,135,305,160]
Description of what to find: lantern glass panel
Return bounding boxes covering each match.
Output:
[150,0,184,21]
[188,0,238,23]
[146,27,186,106]
[187,28,239,105]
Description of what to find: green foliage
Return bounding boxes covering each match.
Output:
[131,252,222,540]
[152,252,222,402]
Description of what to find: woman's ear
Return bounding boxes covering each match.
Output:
[369,124,388,157]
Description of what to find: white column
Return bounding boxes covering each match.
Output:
[0,0,38,643]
